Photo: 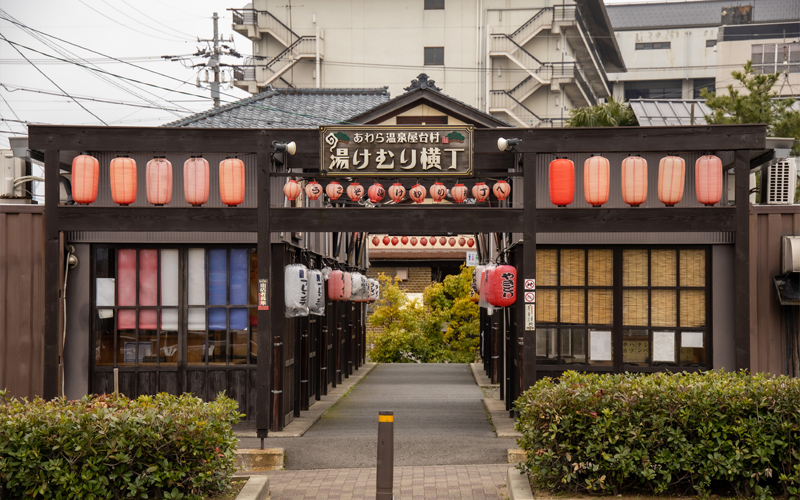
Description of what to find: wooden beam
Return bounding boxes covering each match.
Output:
[43,149,60,400]
[536,207,737,232]
[256,150,271,438]
[56,207,257,232]
[734,150,751,371]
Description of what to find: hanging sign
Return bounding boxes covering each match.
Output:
[524,279,535,290]
[525,304,535,331]
[524,292,535,303]
[320,125,473,177]
[258,278,269,311]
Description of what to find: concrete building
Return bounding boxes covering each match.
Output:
[228,0,625,127]
[606,0,800,101]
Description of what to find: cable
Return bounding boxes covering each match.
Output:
[117,0,197,39]
[77,0,193,43]
[0,84,193,113]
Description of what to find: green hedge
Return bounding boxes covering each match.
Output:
[0,391,243,499]
[515,371,800,498]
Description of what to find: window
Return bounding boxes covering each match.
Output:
[424,0,444,9]
[624,79,682,100]
[752,43,800,74]
[635,42,671,50]
[693,78,716,98]
[94,246,258,368]
[424,47,444,65]
[706,39,717,48]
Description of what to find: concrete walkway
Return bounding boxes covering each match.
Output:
[239,363,518,469]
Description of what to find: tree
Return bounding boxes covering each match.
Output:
[566,96,639,127]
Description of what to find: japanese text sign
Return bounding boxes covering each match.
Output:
[320,125,473,177]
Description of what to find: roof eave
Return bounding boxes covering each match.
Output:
[575,0,627,72]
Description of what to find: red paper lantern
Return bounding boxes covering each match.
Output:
[449,237,456,246]
[549,159,574,207]
[410,237,418,246]
[71,154,99,205]
[146,158,172,206]
[467,238,475,248]
[327,270,352,301]
[347,182,364,201]
[401,236,409,245]
[305,180,323,200]
[382,235,390,246]
[430,182,447,202]
[451,183,468,203]
[391,237,399,246]
[439,236,446,245]
[420,238,428,246]
[284,179,302,201]
[493,180,511,201]
[184,157,209,206]
[486,265,517,307]
[472,182,490,202]
[388,183,405,203]
[372,236,380,246]
[658,155,685,206]
[583,155,610,207]
[219,157,245,207]
[429,237,437,246]
[110,156,137,206]
[409,184,426,203]
[695,155,723,206]
[326,181,343,200]
[368,182,385,203]
[621,155,648,207]
[458,237,466,246]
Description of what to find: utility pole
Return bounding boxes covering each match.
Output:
[204,12,221,107]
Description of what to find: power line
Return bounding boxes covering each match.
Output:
[117,0,197,39]
[97,0,193,41]
[0,84,193,113]
[76,0,192,43]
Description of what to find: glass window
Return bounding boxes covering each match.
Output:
[424,47,444,65]
[706,39,717,47]
[424,0,444,9]
[635,42,671,50]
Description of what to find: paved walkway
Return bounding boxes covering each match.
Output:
[239,363,518,469]
[260,464,510,499]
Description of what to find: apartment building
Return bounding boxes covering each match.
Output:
[228,0,625,127]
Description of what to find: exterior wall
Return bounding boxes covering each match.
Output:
[64,244,90,400]
[375,104,469,125]
[0,205,45,399]
[716,37,800,97]
[712,244,736,370]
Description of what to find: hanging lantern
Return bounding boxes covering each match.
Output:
[110,156,137,206]
[493,180,511,201]
[391,237,399,246]
[284,179,302,201]
[583,155,610,207]
[368,182,385,203]
[621,155,648,207]
[146,157,172,206]
[467,238,475,248]
[219,157,245,207]
[448,237,456,247]
[429,237,437,246]
[410,237,418,246]
[451,183,468,203]
[549,158,574,207]
[409,184,426,203]
[284,264,310,317]
[372,236,380,246]
[439,237,447,245]
[350,273,370,302]
[382,235,390,246]
[401,236,409,245]
[347,182,364,201]
[71,154,99,205]
[326,181,344,200]
[388,183,406,203]
[327,270,352,301]
[420,237,428,246]
[459,237,466,246]
[369,279,380,302]
[470,266,482,303]
[695,154,723,206]
[472,182,490,202]
[305,180,323,200]
[658,155,685,206]
[486,265,517,307]
[430,182,447,202]
[308,269,325,316]
[183,157,209,207]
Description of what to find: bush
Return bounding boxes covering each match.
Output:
[515,371,800,498]
[0,390,243,499]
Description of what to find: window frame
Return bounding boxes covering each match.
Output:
[635,42,672,50]
[752,42,800,74]
[424,0,444,10]
[424,47,445,66]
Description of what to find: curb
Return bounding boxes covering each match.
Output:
[235,448,285,472]
[507,448,527,464]
[507,467,534,500]
[234,475,270,500]
[483,398,521,438]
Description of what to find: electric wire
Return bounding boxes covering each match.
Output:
[77,0,193,43]
[117,0,198,39]
[0,84,193,113]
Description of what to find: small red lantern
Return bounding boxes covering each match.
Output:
[409,184,426,203]
[391,237,399,246]
[658,155,685,206]
[284,179,302,201]
[467,238,475,248]
[486,265,517,307]
[184,157,209,206]
[473,182,490,202]
[695,155,723,206]
[451,183,468,203]
[439,237,446,245]
[372,236,380,246]
[326,181,344,200]
[493,180,511,201]
[305,181,323,200]
[388,183,405,203]
[327,270,352,301]
[420,238,428,246]
[146,157,172,206]
[549,158,574,207]
[382,236,390,246]
[401,236,409,245]
[72,154,99,205]
[219,157,245,207]
[430,182,447,202]
[458,237,466,246]
[449,237,456,246]
[368,182,385,203]
[410,237,418,246]
[110,156,137,206]
[429,237,437,246]
[583,155,610,207]
[621,155,648,207]
[347,182,364,201]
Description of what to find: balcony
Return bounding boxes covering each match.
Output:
[553,5,611,98]
[230,8,297,46]
[233,36,322,92]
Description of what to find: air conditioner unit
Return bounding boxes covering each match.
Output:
[765,158,797,205]
[784,236,800,273]
[1,149,25,198]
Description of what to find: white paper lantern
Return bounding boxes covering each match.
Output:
[285,264,309,317]
[350,272,370,302]
[308,269,325,316]
[369,279,380,302]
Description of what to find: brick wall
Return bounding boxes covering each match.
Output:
[365,266,432,338]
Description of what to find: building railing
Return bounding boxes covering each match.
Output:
[509,8,553,44]
[234,37,318,85]
[230,7,299,47]
[553,5,611,94]
[490,34,546,67]
[551,62,598,106]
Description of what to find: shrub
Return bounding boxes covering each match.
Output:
[515,371,800,498]
[0,390,243,499]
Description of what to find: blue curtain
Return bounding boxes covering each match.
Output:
[208,249,228,329]
[229,248,248,330]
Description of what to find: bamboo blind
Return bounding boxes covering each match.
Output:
[560,249,585,286]
[651,250,677,287]
[538,289,557,322]
[537,249,558,286]
[588,289,613,325]
[560,289,585,324]
[681,290,706,326]
[588,249,613,286]
[623,289,648,326]
[680,250,705,287]
[623,249,648,286]
[651,290,677,327]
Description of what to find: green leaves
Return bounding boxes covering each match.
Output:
[566,96,639,128]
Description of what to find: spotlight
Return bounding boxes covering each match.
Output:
[273,141,297,155]
[497,137,520,152]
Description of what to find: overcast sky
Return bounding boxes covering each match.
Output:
[1,0,663,149]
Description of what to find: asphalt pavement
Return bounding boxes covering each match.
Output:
[238,363,518,469]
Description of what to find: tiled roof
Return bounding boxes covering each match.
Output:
[629,98,712,126]
[165,87,391,128]
[607,0,800,30]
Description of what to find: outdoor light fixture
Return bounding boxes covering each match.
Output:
[273,141,297,155]
[497,137,520,152]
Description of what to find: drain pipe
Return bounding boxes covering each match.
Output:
[61,245,78,398]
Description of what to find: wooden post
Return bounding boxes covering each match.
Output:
[43,149,60,400]
[270,244,285,432]
[735,150,751,370]
[256,149,272,438]
[522,152,537,391]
